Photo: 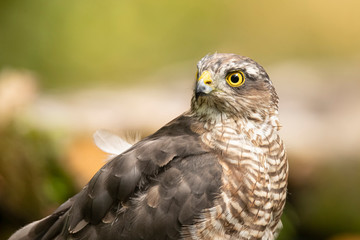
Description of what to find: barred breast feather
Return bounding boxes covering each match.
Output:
[183,113,288,240]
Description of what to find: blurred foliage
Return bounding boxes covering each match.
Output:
[0,122,77,239]
[0,0,360,89]
[288,160,360,239]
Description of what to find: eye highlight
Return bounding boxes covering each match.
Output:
[226,71,245,87]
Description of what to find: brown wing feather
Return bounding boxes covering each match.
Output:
[10,114,223,240]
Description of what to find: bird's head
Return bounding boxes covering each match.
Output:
[191,53,279,122]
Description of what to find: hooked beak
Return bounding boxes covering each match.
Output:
[196,71,214,98]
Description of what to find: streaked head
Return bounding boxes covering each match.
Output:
[191,53,279,121]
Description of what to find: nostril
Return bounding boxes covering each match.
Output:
[204,80,212,85]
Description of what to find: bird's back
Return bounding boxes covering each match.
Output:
[9,115,224,240]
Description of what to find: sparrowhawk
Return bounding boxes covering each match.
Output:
[9,53,288,240]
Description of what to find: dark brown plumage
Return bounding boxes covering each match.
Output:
[9,53,288,240]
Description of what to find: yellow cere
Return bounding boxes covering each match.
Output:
[226,71,245,87]
[198,70,213,85]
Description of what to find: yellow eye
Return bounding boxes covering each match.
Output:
[226,71,245,87]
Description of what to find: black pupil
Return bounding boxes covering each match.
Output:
[231,74,240,83]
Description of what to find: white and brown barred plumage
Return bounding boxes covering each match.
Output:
[9,53,288,240]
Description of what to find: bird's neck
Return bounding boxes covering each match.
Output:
[193,105,281,134]
[195,108,281,155]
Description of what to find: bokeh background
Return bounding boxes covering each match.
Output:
[1,0,360,239]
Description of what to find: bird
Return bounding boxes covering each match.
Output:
[9,53,288,240]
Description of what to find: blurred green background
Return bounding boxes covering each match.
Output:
[1,0,360,239]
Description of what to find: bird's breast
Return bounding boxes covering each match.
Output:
[195,120,288,239]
